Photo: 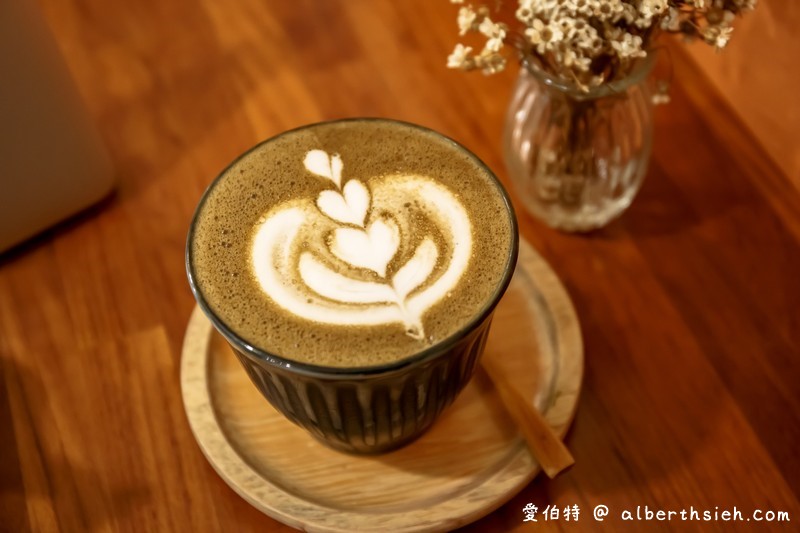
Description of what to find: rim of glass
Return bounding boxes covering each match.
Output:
[521,51,657,99]
[185,117,520,379]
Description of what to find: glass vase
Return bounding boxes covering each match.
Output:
[503,56,655,232]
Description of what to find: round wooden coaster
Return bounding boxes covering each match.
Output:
[181,239,583,532]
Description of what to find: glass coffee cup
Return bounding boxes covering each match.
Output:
[186,119,518,453]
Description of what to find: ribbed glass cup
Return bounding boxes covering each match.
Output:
[187,119,519,454]
[504,55,655,232]
[229,312,497,453]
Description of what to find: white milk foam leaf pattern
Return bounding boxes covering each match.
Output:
[330,218,400,277]
[304,149,343,188]
[316,180,369,226]
[251,150,472,339]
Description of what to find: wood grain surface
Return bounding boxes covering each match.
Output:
[1,0,799,531]
[686,2,800,184]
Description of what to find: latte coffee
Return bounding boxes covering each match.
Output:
[188,119,515,368]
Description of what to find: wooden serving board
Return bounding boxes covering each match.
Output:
[180,239,583,532]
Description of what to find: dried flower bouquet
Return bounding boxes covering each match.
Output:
[447,0,757,93]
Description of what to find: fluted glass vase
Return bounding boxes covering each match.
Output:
[503,56,655,232]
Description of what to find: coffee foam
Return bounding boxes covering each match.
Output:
[190,120,513,367]
[251,154,472,339]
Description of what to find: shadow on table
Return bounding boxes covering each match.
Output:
[0,193,118,267]
[0,353,149,531]
[602,169,720,240]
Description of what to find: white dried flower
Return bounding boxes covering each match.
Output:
[484,36,505,53]
[640,0,669,20]
[475,49,507,74]
[610,31,646,59]
[619,3,637,24]
[661,7,681,31]
[525,18,564,53]
[457,6,477,36]
[447,43,474,69]
[516,4,535,24]
[529,0,559,15]
[561,48,592,72]
[593,1,624,21]
[704,25,733,50]
[572,24,598,51]
[478,16,505,39]
[524,19,545,45]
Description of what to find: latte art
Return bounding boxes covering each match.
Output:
[251,150,472,339]
[189,119,514,367]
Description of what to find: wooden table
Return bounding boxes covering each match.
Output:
[2,1,798,531]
